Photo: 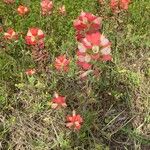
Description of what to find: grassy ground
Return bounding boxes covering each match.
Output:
[0,0,150,149]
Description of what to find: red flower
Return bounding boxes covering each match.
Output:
[66,110,83,130]
[54,55,70,72]
[51,92,67,109]
[41,0,53,15]
[17,5,29,15]
[74,12,101,31]
[4,28,18,41]
[74,12,102,41]
[25,28,44,45]
[78,32,111,54]
[3,0,14,4]
[25,69,36,75]
[78,32,111,51]
[76,32,112,69]
[59,5,66,15]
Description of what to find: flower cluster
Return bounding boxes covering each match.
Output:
[4,28,18,41]
[50,93,83,130]
[17,5,29,15]
[3,0,65,16]
[25,28,45,47]
[54,55,70,72]
[51,92,67,109]
[3,27,45,50]
[66,110,83,130]
[25,70,83,131]
[110,0,130,13]
[40,0,66,16]
[73,12,102,41]
[74,12,112,70]
[41,0,53,15]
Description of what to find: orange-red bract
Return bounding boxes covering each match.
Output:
[66,111,83,130]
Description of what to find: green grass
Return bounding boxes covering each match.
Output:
[0,0,150,149]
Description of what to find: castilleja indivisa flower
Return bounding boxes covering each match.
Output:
[17,5,29,16]
[3,0,14,4]
[41,0,53,15]
[25,69,36,76]
[74,12,102,41]
[59,5,66,15]
[74,12,102,32]
[74,12,112,70]
[110,0,130,13]
[54,55,70,72]
[51,92,67,109]
[25,28,45,45]
[66,110,83,130]
[4,28,18,41]
[79,32,111,50]
[76,31,112,70]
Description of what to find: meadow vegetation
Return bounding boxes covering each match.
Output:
[0,0,149,149]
